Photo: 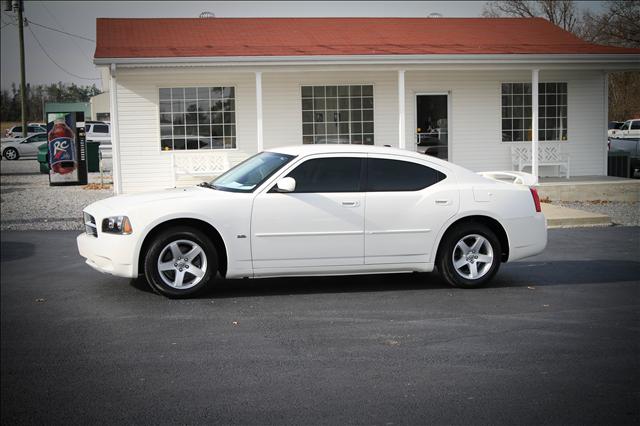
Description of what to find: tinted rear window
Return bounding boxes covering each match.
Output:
[287,157,362,193]
[366,158,445,192]
[93,124,109,133]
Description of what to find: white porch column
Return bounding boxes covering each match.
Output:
[255,71,263,152]
[398,69,406,149]
[109,63,123,194]
[531,69,539,183]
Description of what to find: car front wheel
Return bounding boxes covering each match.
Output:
[143,226,218,298]
[3,148,19,160]
[437,223,501,289]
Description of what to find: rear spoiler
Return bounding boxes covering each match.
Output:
[477,171,537,186]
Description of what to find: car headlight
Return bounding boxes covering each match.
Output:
[101,216,133,234]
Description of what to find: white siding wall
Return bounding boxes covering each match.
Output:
[262,71,398,149]
[115,66,605,193]
[405,69,606,176]
[115,68,257,193]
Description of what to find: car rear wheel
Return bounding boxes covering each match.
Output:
[437,223,501,289]
[143,226,217,298]
[3,148,19,160]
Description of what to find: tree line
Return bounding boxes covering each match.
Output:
[483,0,640,121]
[0,82,101,122]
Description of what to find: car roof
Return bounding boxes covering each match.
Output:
[268,144,451,165]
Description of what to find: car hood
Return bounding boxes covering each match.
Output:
[85,186,233,214]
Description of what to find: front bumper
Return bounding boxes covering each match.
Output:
[77,232,137,278]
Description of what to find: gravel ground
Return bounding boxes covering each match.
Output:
[0,159,112,231]
[552,201,640,227]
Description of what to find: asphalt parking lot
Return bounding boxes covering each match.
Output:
[1,227,639,425]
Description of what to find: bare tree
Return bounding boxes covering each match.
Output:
[483,0,580,32]
[580,0,640,48]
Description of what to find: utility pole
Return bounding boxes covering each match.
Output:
[12,0,27,137]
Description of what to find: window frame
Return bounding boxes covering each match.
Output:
[500,81,568,143]
[157,85,238,153]
[300,83,375,146]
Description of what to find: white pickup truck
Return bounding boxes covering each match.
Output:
[609,119,640,139]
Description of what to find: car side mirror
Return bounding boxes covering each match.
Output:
[276,177,296,193]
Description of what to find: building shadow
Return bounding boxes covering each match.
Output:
[0,241,35,262]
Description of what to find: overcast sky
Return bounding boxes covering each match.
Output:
[0,1,608,91]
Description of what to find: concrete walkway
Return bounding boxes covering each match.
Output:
[541,203,611,228]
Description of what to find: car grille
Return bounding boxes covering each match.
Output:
[84,212,97,237]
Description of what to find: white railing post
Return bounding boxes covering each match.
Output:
[256,71,263,152]
[531,69,539,183]
[398,70,406,149]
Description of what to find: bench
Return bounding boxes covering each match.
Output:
[171,151,230,186]
[511,143,570,178]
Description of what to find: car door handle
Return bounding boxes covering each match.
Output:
[341,201,360,207]
[435,199,452,206]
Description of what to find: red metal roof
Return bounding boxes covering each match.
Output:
[94,17,640,59]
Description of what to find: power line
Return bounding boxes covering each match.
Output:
[41,3,93,61]
[28,25,101,81]
[27,19,95,42]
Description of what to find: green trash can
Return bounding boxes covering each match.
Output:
[86,141,100,172]
[37,143,49,174]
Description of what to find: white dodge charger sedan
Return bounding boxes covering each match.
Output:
[77,145,546,298]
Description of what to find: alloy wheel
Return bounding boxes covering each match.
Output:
[451,234,494,280]
[156,239,208,289]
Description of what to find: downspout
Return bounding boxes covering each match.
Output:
[109,63,123,194]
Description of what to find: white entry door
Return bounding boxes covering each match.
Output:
[251,155,365,270]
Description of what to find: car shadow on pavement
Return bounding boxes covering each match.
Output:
[127,259,639,299]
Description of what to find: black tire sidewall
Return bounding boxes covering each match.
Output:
[439,223,501,289]
[143,226,218,298]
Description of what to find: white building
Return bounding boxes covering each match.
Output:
[94,17,640,194]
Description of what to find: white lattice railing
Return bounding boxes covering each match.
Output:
[171,151,230,186]
[510,143,570,178]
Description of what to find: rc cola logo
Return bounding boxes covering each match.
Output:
[48,119,77,175]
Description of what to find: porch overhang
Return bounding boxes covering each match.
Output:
[94,53,640,72]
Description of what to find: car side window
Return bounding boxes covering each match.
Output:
[620,122,630,131]
[286,157,363,193]
[366,158,445,192]
[30,134,47,142]
[93,124,109,133]
[631,121,640,130]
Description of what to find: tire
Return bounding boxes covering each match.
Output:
[3,148,19,160]
[437,222,501,289]
[143,226,218,298]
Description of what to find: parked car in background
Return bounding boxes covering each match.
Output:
[609,119,640,139]
[77,145,547,298]
[1,132,47,160]
[609,136,640,178]
[608,121,624,138]
[85,121,111,143]
[3,124,46,139]
[28,122,46,128]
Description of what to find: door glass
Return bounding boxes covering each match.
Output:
[286,157,362,192]
[366,159,445,192]
[416,95,448,160]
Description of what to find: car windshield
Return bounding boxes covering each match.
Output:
[210,151,294,193]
